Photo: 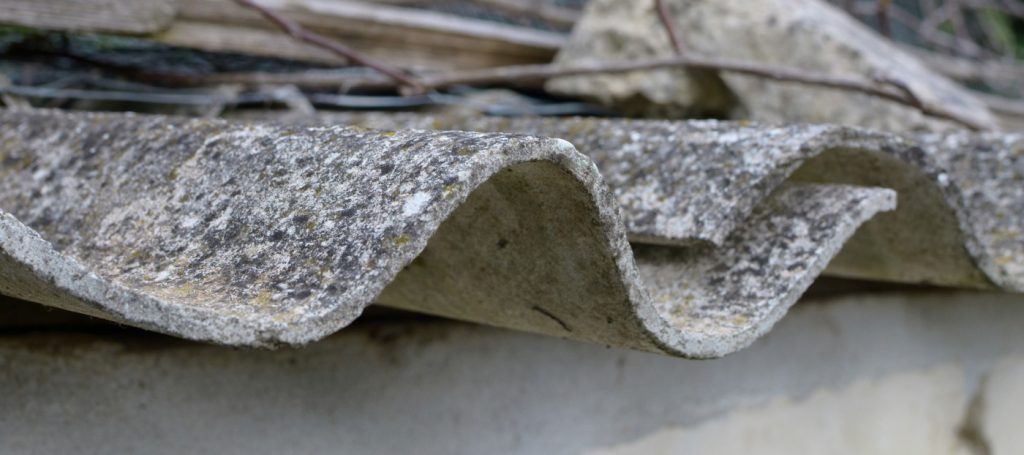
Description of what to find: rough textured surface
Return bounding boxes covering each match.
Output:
[979,356,1024,453]
[0,109,904,357]
[248,111,1024,291]
[545,0,997,132]
[0,0,178,34]
[3,291,1024,454]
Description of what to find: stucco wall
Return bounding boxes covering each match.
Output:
[2,291,1024,453]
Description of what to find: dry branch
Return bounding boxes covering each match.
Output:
[902,48,1024,92]
[15,0,987,130]
[471,0,581,28]
[163,0,563,71]
[414,56,986,129]
[231,0,424,93]
[144,54,988,130]
[974,92,1024,118]
[877,0,892,37]
[655,0,684,53]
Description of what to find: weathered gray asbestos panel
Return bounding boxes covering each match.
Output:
[0,109,901,357]
[247,111,1024,291]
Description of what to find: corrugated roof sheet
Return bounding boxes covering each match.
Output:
[245,111,1024,290]
[1,109,1021,357]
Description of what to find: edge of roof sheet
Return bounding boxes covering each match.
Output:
[2,109,1021,358]
[0,109,899,357]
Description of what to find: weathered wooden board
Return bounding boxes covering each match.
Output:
[156,0,564,70]
[0,0,178,34]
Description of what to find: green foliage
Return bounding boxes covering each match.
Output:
[977,8,1021,59]
[0,26,48,51]
[925,4,1024,60]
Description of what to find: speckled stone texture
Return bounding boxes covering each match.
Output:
[1,109,1020,358]
[545,0,997,132]
[245,111,1024,292]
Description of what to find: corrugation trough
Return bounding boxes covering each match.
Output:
[1,109,1022,357]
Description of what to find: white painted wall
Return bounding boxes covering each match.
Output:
[2,291,1024,454]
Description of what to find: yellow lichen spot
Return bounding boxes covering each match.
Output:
[167,168,178,181]
[456,147,475,156]
[252,290,273,308]
[272,310,297,323]
[17,154,34,170]
[737,119,752,127]
[995,255,1016,266]
[442,183,461,199]
[172,282,196,297]
[380,130,397,137]
[392,234,412,247]
[989,228,1019,240]
[305,220,317,231]
[730,314,750,326]
[128,249,147,261]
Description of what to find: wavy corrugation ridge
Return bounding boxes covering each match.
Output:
[250,112,1024,292]
[0,110,1016,358]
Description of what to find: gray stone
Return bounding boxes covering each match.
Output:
[545,0,997,132]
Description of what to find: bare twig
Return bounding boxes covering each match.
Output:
[473,0,581,29]
[907,46,1024,95]
[973,92,1024,118]
[851,2,925,38]
[655,0,685,53]
[231,0,424,94]
[136,53,987,129]
[0,84,461,110]
[0,74,31,109]
[261,85,315,115]
[871,71,923,108]
[131,69,386,91]
[0,85,242,105]
[414,55,987,129]
[651,0,978,128]
[996,0,1024,16]
[947,0,971,45]
[918,0,990,57]
[202,84,245,118]
[877,0,892,38]
[849,1,994,58]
